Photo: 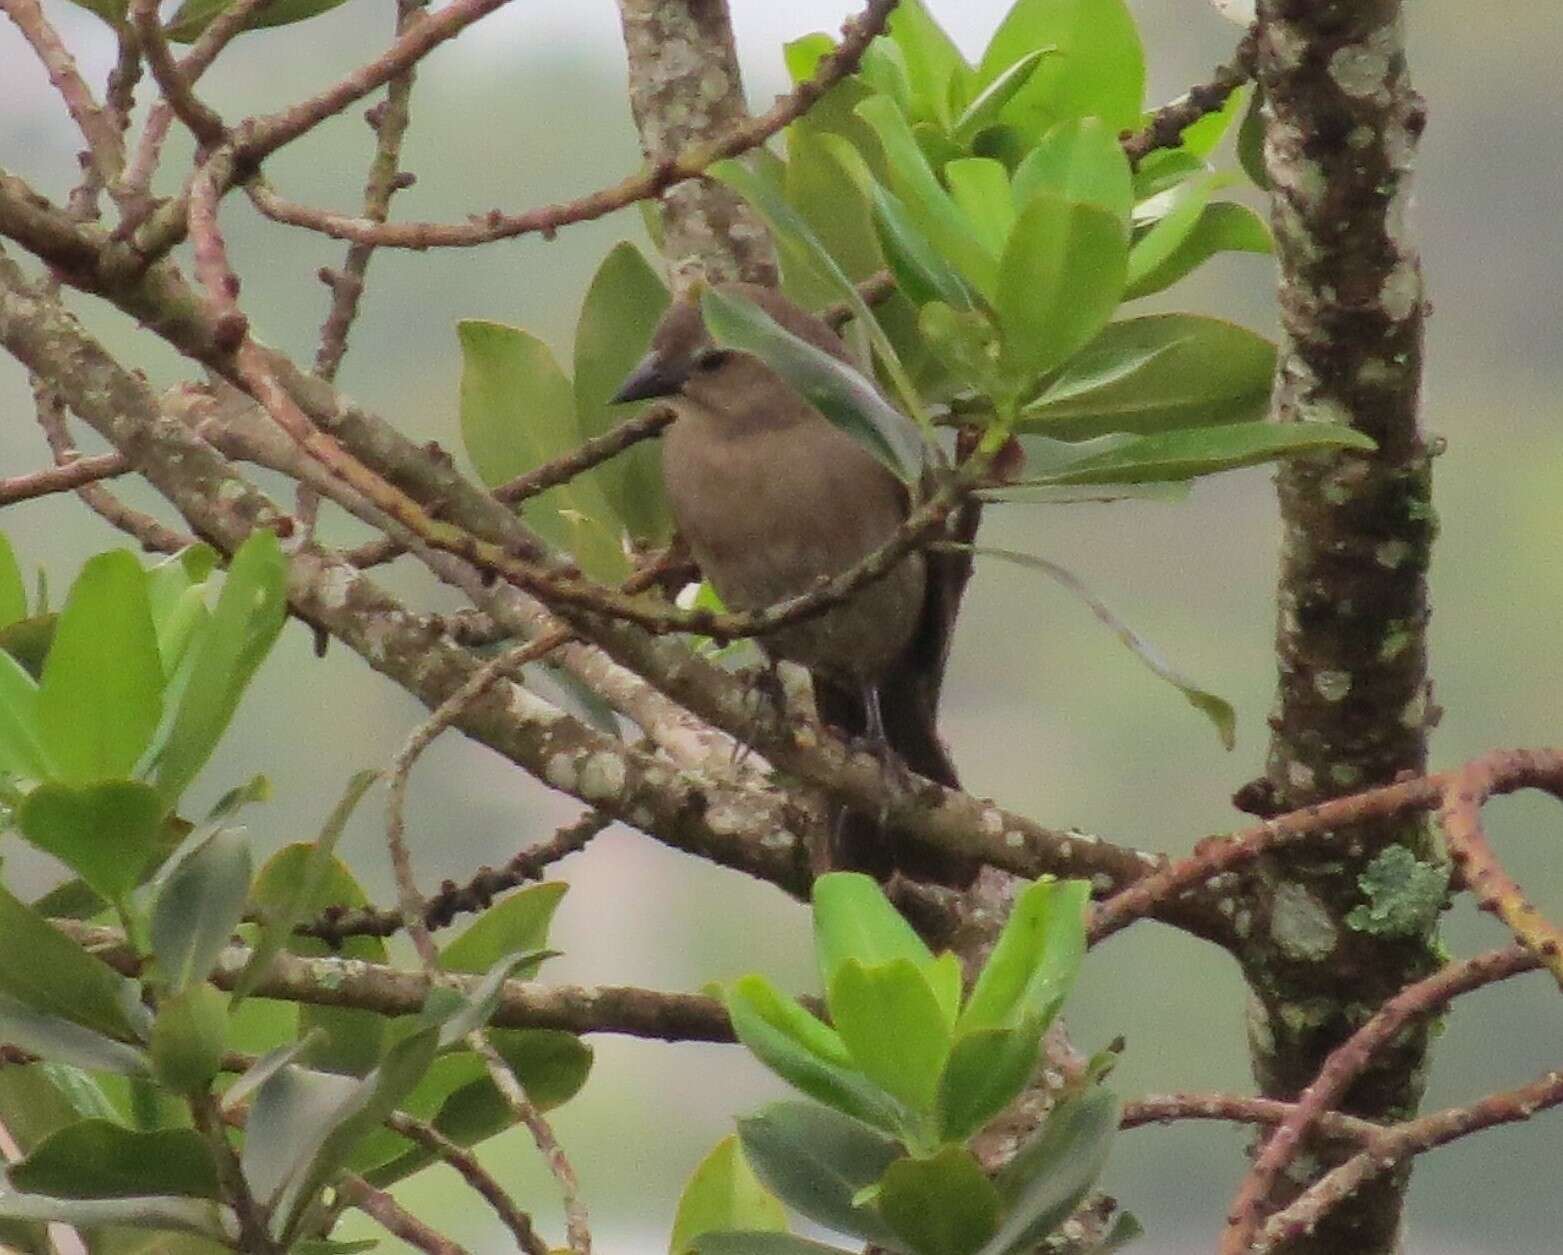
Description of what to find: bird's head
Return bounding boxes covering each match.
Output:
[610,282,850,424]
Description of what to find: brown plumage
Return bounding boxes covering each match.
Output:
[614,283,974,885]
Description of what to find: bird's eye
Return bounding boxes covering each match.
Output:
[694,349,731,372]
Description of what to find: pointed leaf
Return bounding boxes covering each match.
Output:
[163,0,350,42]
[221,1031,325,1112]
[17,779,164,903]
[574,242,673,542]
[152,828,252,992]
[0,534,25,628]
[979,1089,1120,1255]
[855,96,998,298]
[152,531,287,807]
[1122,201,1271,299]
[234,769,377,1002]
[9,1121,220,1199]
[736,1101,901,1245]
[457,320,628,581]
[961,878,1089,1035]
[1034,421,1376,484]
[1124,176,1220,296]
[977,0,1145,136]
[725,975,904,1134]
[867,180,977,312]
[1012,119,1133,224]
[438,881,567,974]
[700,288,926,484]
[828,958,951,1117]
[996,194,1127,380]
[670,1136,787,1254]
[1177,83,1249,158]
[953,49,1051,144]
[886,0,969,128]
[879,1145,1001,1255]
[0,880,144,1039]
[0,648,50,779]
[813,872,935,986]
[1020,315,1276,437]
[38,551,163,783]
[0,1191,235,1241]
[0,995,149,1075]
[783,128,884,309]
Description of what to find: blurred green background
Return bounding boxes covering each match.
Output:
[2,1,1561,1250]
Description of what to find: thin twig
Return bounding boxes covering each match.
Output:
[1,0,123,181]
[1254,1066,1563,1251]
[240,0,898,250]
[338,1173,469,1255]
[0,450,128,504]
[129,0,226,146]
[1120,27,1258,167]
[1220,946,1541,1254]
[384,1111,549,1255]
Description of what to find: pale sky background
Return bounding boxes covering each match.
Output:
[2,1,1562,1251]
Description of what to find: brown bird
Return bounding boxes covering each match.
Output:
[612,282,974,884]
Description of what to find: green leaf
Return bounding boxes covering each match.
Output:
[855,96,998,299]
[17,779,164,904]
[944,158,1015,258]
[1124,175,1219,297]
[152,828,252,993]
[1019,315,1276,438]
[0,879,145,1040]
[0,1191,235,1241]
[1123,201,1271,300]
[573,242,673,543]
[241,1063,359,1212]
[879,1146,1001,1255]
[736,1101,901,1245]
[1178,83,1250,158]
[936,1022,1042,1143]
[0,995,149,1075]
[783,128,884,309]
[925,951,962,1030]
[163,0,351,42]
[960,878,1089,1035]
[1033,420,1377,484]
[438,881,567,975]
[670,1136,787,1254]
[828,958,952,1118]
[812,872,935,986]
[233,770,377,1003]
[725,975,904,1134]
[699,288,927,484]
[784,33,834,85]
[867,180,978,312]
[0,534,25,628]
[1131,148,1206,202]
[995,194,1128,381]
[979,546,1238,748]
[1012,118,1134,224]
[249,841,387,1076]
[151,983,228,1094]
[152,531,287,807]
[296,1242,380,1255]
[977,0,1145,137]
[0,648,51,779]
[429,950,545,1049]
[0,612,55,680]
[457,320,629,582]
[360,1029,592,1185]
[886,0,969,129]
[978,1088,1120,1255]
[710,157,923,421]
[38,551,163,783]
[9,1121,220,1199]
[1238,84,1270,190]
[919,302,1011,403]
[1345,846,1449,937]
[952,49,1051,144]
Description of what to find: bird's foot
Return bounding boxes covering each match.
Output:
[730,661,791,768]
[847,685,915,819]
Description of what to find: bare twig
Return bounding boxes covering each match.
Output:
[242,0,898,250]
[1221,946,1541,1254]
[130,0,226,147]
[338,1173,468,1255]
[384,1112,549,1255]
[1120,27,1257,167]
[1,0,123,181]
[0,450,128,504]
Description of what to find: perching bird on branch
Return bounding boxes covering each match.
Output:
[612,283,976,886]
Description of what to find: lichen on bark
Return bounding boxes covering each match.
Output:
[1247,3,1439,1251]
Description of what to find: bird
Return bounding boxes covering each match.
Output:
[611,282,975,885]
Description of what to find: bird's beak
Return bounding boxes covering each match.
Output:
[610,351,685,403]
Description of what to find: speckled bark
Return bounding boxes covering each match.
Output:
[616,0,777,285]
[1246,4,1437,1251]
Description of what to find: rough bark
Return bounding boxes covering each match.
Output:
[1247,4,1437,1251]
[616,0,777,286]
